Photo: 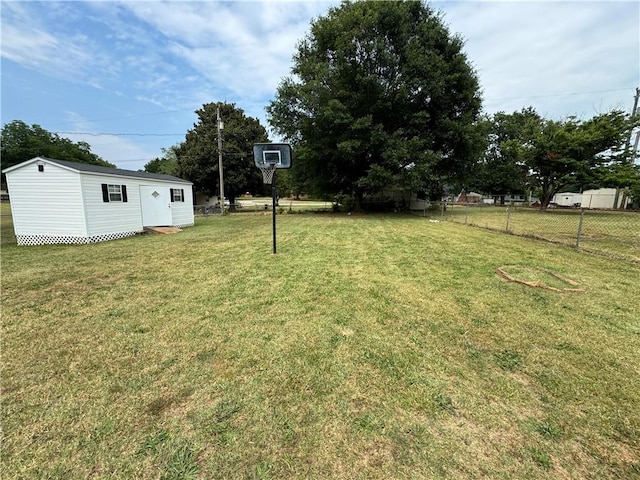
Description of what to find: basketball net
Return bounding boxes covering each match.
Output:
[259,163,277,184]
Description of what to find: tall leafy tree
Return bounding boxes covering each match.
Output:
[175,102,269,204]
[144,146,179,176]
[1,120,112,172]
[468,109,540,196]
[483,109,638,209]
[267,0,483,208]
[525,110,635,209]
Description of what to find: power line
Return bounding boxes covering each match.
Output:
[485,87,634,102]
[55,131,184,137]
[51,87,636,140]
[113,158,156,164]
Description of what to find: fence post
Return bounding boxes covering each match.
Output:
[506,206,511,232]
[465,204,469,224]
[576,209,585,248]
[441,201,445,217]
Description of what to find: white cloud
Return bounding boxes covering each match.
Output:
[1,0,638,167]
[119,1,335,101]
[441,1,639,117]
[1,4,127,93]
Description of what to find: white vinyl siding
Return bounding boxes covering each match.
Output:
[81,175,143,237]
[581,188,627,209]
[5,162,87,237]
[82,177,193,234]
[4,157,194,244]
[169,185,194,226]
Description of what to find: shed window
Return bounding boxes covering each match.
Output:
[108,185,123,202]
[102,184,128,203]
[170,188,185,202]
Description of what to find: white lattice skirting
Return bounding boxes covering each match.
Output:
[17,231,139,246]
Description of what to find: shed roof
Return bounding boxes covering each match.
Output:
[3,157,192,184]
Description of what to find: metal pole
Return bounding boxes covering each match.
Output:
[217,106,225,215]
[632,130,640,158]
[625,88,640,163]
[506,206,511,232]
[576,209,585,248]
[272,168,277,254]
[632,87,640,118]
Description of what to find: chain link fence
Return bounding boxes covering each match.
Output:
[425,203,640,263]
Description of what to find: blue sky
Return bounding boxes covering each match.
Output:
[2,1,638,171]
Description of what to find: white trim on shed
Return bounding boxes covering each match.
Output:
[3,157,194,245]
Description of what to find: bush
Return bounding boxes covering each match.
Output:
[333,194,355,213]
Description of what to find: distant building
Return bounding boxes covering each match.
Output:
[492,193,538,205]
[456,190,483,204]
[552,192,582,207]
[581,188,629,209]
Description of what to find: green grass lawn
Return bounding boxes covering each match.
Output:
[1,202,16,245]
[2,214,639,479]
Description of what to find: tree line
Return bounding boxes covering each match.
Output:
[3,1,638,208]
[1,120,114,173]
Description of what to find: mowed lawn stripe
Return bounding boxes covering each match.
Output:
[2,214,639,479]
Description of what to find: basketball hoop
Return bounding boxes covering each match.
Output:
[253,143,293,254]
[259,163,277,184]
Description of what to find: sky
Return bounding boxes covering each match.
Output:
[1,0,639,171]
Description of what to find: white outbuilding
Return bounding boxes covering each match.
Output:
[581,188,629,210]
[3,156,194,245]
[552,192,582,207]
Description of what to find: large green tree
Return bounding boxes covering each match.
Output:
[526,110,635,209]
[484,109,638,209]
[175,102,269,204]
[467,109,540,196]
[144,146,179,176]
[267,0,483,208]
[1,120,112,172]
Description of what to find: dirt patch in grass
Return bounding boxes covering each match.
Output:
[496,265,585,293]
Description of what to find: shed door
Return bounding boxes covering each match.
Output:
[140,186,172,226]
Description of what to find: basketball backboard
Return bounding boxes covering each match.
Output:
[253,143,292,169]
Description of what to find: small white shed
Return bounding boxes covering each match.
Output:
[3,156,194,245]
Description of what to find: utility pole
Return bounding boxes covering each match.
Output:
[217,106,225,215]
[631,87,640,120]
[632,129,640,158]
[631,88,640,159]
[619,88,640,210]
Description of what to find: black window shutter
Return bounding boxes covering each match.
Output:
[122,185,128,202]
[170,188,174,202]
[180,189,184,202]
[101,183,109,202]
